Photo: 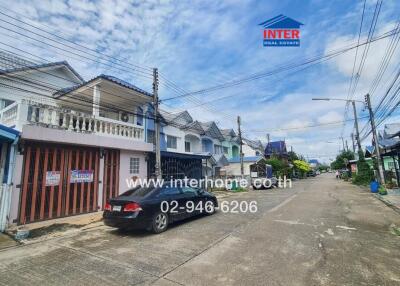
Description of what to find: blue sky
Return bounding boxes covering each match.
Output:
[1,0,399,163]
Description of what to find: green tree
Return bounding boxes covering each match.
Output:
[293,160,311,177]
[288,151,299,162]
[266,157,290,177]
[352,152,375,185]
[330,150,354,170]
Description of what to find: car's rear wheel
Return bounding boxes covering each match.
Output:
[150,212,169,233]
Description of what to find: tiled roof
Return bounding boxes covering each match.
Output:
[0,60,84,82]
[384,123,400,138]
[265,140,287,156]
[243,138,264,150]
[55,74,152,97]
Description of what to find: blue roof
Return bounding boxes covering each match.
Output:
[0,124,20,142]
[0,61,84,82]
[228,156,264,164]
[265,140,287,156]
[259,15,304,29]
[365,146,374,154]
[55,74,152,97]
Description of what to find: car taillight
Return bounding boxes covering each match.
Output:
[123,202,142,212]
[104,202,112,211]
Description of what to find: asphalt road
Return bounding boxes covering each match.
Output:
[1,174,400,285]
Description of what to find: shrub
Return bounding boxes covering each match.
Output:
[352,155,375,185]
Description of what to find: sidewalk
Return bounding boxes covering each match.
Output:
[0,232,18,250]
[374,188,400,214]
[6,212,103,243]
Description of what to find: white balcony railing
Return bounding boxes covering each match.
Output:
[0,101,19,128]
[0,101,144,141]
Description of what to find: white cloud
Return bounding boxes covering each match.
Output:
[0,0,398,164]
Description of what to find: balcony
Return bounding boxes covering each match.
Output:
[0,100,145,141]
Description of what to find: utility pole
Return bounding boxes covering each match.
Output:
[351,100,362,152]
[238,116,244,178]
[341,136,345,152]
[153,68,161,180]
[351,133,356,153]
[345,140,349,152]
[365,93,385,183]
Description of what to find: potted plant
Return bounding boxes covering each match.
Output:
[378,186,388,195]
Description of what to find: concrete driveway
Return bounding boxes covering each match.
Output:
[1,174,400,285]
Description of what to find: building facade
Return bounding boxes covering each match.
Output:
[0,61,152,227]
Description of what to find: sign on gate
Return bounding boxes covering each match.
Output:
[45,171,61,186]
[70,170,94,183]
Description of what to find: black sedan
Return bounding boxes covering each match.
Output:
[103,184,218,233]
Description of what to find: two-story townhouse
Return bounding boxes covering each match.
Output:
[220,129,240,159]
[242,138,265,157]
[0,60,153,226]
[145,110,211,180]
[144,109,230,178]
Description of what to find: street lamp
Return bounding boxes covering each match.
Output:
[312,97,362,152]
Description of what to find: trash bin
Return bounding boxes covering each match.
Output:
[370,181,379,193]
[231,180,238,190]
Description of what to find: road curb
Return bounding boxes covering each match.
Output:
[373,193,400,215]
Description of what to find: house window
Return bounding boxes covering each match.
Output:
[388,161,396,170]
[167,135,177,149]
[185,141,191,152]
[147,130,155,144]
[136,106,143,126]
[214,145,223,154]
[223,147,229,155]
[130,158,140,174]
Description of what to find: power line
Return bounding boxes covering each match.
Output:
[161,27,399,102]
[246,115,370,133]
[0,9,154,73]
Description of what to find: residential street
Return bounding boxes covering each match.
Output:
[1,174,400,286]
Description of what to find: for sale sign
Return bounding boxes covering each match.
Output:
[70,170,94,183]
[46,171,61,186]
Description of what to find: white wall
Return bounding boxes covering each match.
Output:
[224,162,253,176]
[163,125,185,153]
[119,150,147,194]
[242,144,257,157]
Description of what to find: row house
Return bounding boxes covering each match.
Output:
[145,110,237,179]
[0,60,153,226]
[0,56,242,229]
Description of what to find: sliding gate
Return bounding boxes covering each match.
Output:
[19,143,100,224]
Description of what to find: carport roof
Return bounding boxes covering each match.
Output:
[0,124,19,142]
[229,156,264,163]
[159,151,211,160]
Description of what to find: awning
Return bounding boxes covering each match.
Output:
[0,124,19,143]
[158,151,212,160]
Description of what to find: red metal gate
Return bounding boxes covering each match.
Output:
[19,143,100,224]
[102,149,120,209]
